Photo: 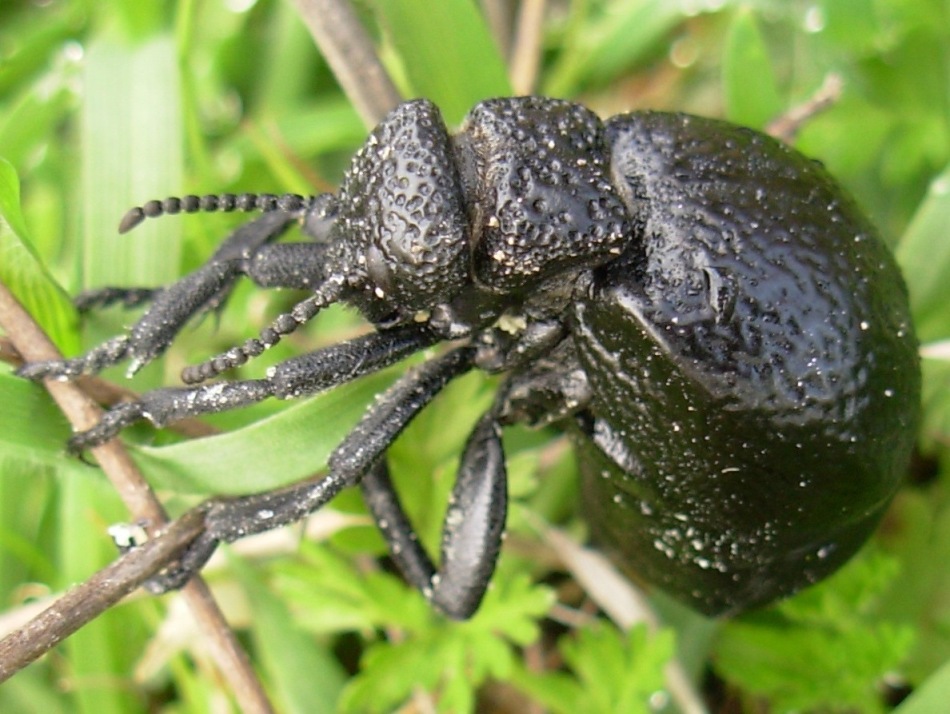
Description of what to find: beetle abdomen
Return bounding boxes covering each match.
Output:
[572,112,919,616]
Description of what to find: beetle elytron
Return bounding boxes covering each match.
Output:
[19,97,920,617]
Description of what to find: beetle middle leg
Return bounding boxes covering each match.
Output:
[62,323,440,452]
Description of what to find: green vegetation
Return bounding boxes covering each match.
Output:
[2,1,949,711]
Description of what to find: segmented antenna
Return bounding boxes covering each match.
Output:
[118,193,317,233]
[180,276,347,384]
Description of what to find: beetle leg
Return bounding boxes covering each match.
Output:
[177,273,344,384]
[496,340,592,428]
[147,344,476,591]
[361,412,506,619]
[73,287,161,313]
[358,461,437,593]
[18,210,304,380]
[70,232,334,316]
[63,323,441,452]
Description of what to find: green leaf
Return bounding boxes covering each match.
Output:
[373,0,511,124]
[818,0,883,53]
[0,665,70,714]
[874,489,950,680]
[231,554,346,714]
[461,570,553,646]
[543,0,689,97]
[511,624,674,714]
[894,657,950,714]
[0,158,77,351]
[722,7,784,128]
[284,547,551,713]
[714,550,915,713]
[0,79,76,170]
[564,625,674,714]
[895,163,950,342]
[0,368,77,473]
[133,368,399,494]
[275,543,431,635]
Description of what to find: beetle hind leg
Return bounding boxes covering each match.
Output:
[361,411,506,619]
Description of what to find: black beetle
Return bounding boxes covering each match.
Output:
[19,96,920,618]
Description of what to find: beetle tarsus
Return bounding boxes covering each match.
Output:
[17,335,131,381]
[74,287,161,313]
[67,400,145,453]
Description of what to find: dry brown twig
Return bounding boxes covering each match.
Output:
[291,0,402,128]
[0,509,206,681]
[0,281,274,712]
[509,0,546,95]
[767,73,844,143]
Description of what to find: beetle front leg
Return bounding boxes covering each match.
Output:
[19,210,304,380]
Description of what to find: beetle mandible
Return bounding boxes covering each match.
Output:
[19,97,920,618]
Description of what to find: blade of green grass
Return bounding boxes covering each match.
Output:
[722,7,783,128]
[374,0,511,124]
[232,554,346,714]
[0,159,77,351]
[134,368,399,494]
[59,475,142,714]
[894,658,950,714]
[895,164,950,342]
[81,33,184,289]
[543,0,691,98]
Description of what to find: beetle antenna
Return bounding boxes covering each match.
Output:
[180,275,348,384]
[119,193,320,233]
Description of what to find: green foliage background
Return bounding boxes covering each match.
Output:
[1,0,949,712]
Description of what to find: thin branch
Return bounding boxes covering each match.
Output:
[767,73,843,143]
[291,0,402,128]
[510,0,547,95]
[921,339,950,360]
[0,336,218,440]
[480,0,514,61]
[0,509,206,682]
[0,281,273,713]
[539,524,709,714]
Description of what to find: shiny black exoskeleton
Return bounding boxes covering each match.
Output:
[19,97,920,618]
